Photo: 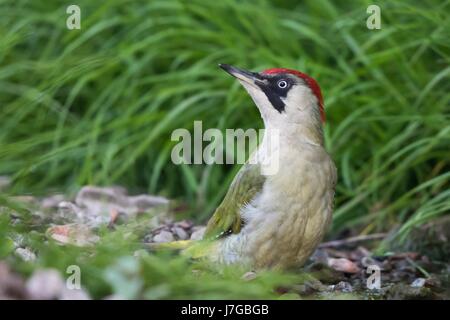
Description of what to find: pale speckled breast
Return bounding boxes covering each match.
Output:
[217,143,336,270]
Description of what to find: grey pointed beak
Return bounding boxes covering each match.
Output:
[219,64,263,86]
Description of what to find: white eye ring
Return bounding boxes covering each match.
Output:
[277,80,288,89]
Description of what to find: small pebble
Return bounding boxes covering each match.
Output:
[153,230,174,243]
[176,220,193,229]
[15,248,36,262]
[26,269,65,299]
[241,271,257,281]
[411,278,426,288]
[190,227,206,240]
[361,256,381,268]
[333,281,353,293]
[41,194,65,209]
[143,234,153,243]
[58,201,84,221]
[172,227,188,240]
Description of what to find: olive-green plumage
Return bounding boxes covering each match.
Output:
[203,163,265,240]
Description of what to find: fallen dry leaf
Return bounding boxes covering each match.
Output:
[327,258,360,274]
[108,208,120,228]
[46,224,99,247]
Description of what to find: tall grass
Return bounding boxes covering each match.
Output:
[0,0,449,242]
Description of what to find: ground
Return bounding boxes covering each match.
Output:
[0,185,448,300]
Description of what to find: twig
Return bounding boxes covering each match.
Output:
[319,233,386,248]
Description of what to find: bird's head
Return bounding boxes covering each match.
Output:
[220,64,325,145]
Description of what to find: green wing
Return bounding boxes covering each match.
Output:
[203,163,266,240]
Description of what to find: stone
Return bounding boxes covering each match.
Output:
[333,281,353,293]
[411,278,426,288]
[26,269,65,299]
[41,194,66,209]
[173,227,188,240]
[190,226,206,240]
[153,230,174,243]
[241,271,257,281]
[175,220,193,229]
[15,247,36,262]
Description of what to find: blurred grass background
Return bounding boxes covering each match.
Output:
[0,0,449,247]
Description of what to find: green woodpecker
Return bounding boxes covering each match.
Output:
[157,65,337,270]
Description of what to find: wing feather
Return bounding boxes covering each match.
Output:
[203,163,265,240]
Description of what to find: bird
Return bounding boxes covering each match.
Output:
[153,64,337,270]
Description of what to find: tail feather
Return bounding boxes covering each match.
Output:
[146,240,193,251]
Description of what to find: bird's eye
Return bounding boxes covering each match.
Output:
[277,80,288,89]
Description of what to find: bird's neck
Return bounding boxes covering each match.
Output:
[253,122,324,176]
[263,121,324,148]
